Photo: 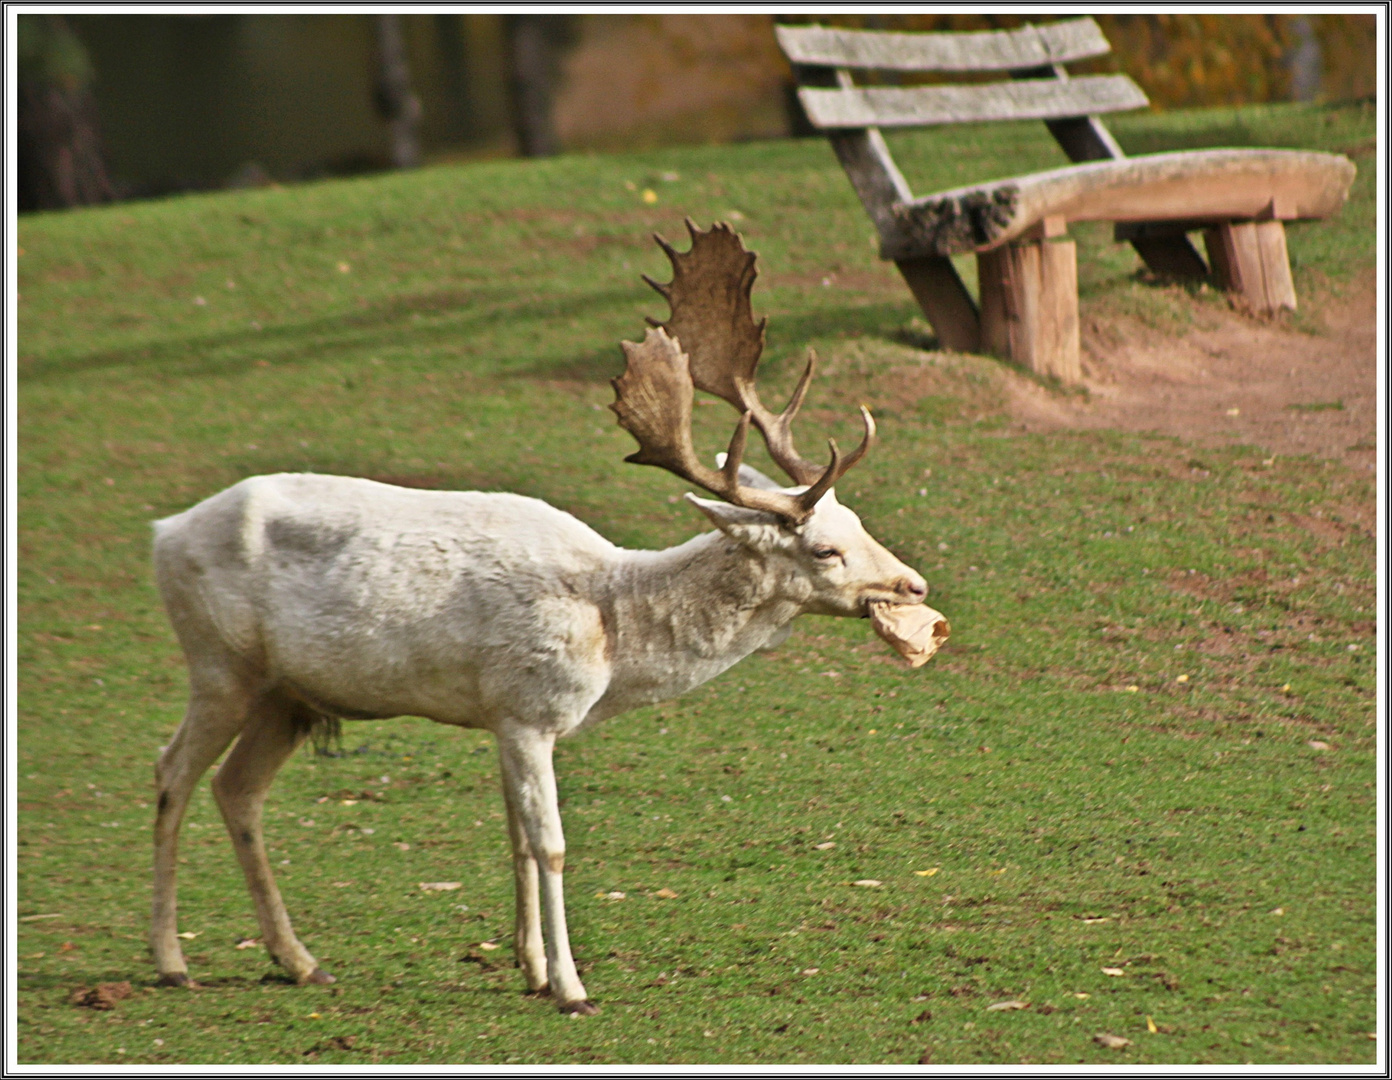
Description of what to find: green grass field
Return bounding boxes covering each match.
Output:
[17,101,1377,1065]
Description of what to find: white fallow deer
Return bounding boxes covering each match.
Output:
[149,221,929,1014]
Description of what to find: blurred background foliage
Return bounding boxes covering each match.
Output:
[781,13,1377,107]
[17,11,1379,211]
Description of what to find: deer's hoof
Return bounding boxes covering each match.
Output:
[156,971,191,988]
[304,968,336,985]
[559,999,599,1016]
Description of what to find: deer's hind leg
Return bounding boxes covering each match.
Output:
[210,692,335,984]
[152,664,259,985]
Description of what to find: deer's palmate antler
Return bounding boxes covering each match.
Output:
[611,220,874,525]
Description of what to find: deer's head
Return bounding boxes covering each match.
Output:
[611,221,926,618]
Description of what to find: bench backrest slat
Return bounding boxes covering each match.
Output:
[776,18,1112,73]
[799,75,1148,131]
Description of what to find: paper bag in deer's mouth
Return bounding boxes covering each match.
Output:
[870,602,949,668]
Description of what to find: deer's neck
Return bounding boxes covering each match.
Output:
[593,531,803,718]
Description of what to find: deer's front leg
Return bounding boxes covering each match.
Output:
[503,796,548,993]
[496,723,596,1014]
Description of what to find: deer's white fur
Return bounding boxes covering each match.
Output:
[150,468,924,1011]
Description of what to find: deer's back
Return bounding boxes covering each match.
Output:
[153,473,620,727]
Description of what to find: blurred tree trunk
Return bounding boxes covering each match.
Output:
[1285,15,1323,102]
[505,14,573,157]
[17,14,114,211]
[374,13,422,169]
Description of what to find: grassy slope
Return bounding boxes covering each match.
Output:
[16,102,1376,1065]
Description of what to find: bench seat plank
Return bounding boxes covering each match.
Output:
[884,149,1356,259]
[799,75,1147,130]
[776,18,1111,72]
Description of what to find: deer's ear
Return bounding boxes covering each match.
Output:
[685,493,790,548]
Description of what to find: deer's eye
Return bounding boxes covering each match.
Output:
[812,547,841,561]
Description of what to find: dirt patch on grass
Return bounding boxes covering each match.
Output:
[1007,273,1377,469]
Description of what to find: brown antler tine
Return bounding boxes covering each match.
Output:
[721,411,753,490]
[796,439,843,512]
[839,406,878,475]
[751,350,824,487]
[779,351,816,425]
[794,406,877,515]
[654,232,681,260]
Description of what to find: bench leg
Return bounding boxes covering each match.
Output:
[978,238,1080,384]
[1203,221,1297,314]
[894,255,980,353]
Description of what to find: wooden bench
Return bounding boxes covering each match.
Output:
[777,18,1356,382]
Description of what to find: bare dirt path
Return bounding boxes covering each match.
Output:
[1006,273,1378,472]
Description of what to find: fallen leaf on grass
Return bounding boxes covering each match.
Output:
[653,888,678,899]
[418,882,462,892]
[477,941,501,951]
[597,891,626,900]
[1307,740,1331,751]
[1101,966,1127,977]
[1146,1015,1158,1034]
[851,879,882,888]
[801,968,819,975]
[1094,1032,1131,1049]
[70,982,132,1010]
[176,931,198,940]
[813,841,836,850]
[986,1000,1028,1011]
[18,913,63,922]
[1081,917,1110,924]
[913,867,939,877]
[234,937,261,950]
